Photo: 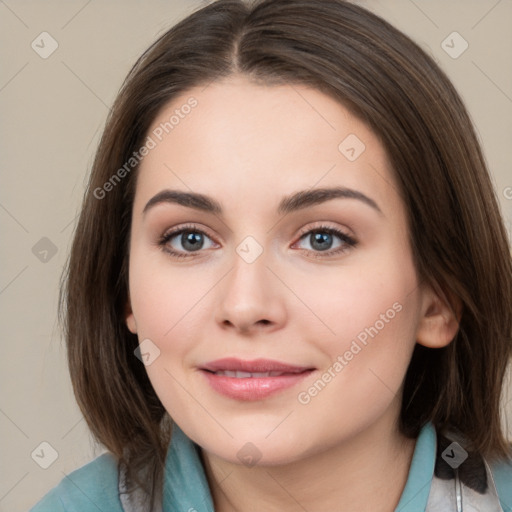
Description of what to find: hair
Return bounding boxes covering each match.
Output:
[59,0,512,508]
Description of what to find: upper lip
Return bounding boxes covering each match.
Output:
[200,358,314,373]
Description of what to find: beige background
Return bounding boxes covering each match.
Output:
[1,1,511,510]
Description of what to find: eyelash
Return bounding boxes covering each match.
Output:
[295,224,357,259]
[157,223,357,260]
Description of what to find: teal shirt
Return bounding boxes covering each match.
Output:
[29,423,512,512]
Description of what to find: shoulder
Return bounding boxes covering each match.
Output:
[29,452,124,512]
[490,455,512,512]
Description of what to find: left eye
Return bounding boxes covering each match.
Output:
[293,226,356,256]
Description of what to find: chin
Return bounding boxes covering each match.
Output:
[199,430,313,468]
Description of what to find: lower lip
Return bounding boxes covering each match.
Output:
[200,369,315,401]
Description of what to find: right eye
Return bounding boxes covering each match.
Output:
[158,223,219,259]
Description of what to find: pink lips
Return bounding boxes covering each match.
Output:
[199,358,315,401]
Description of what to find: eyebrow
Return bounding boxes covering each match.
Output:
[142,186,382,217]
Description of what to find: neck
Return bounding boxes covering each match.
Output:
[200,413,417,512]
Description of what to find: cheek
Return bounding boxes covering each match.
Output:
[125,218,216,429]
[127,254,211,413]
[293,246,420,403]
[295,250,418,355]
[289,297,419,456]
[128,249,217,359]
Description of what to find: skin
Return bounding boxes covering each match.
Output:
[125,75,459,512]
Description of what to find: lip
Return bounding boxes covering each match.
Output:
[200,357,313,373]
[199,358,316,401]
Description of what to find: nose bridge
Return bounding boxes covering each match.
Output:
[215,233,286,331]
[226,235,271,306]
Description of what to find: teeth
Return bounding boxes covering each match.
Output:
[236,371,253,378]
[213,370,286,378]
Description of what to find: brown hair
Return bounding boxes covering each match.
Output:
[60,0,512,507]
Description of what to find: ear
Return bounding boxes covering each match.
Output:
[125,293,137,334]
[415,283,461,349]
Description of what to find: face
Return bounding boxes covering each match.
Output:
[125,75,446,465]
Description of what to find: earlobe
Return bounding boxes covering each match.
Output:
[416,284,461,349]
[125,298,137,334]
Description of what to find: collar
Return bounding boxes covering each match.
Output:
[162,422,437,512]
[395,422,437,510]
[162,424,215,512]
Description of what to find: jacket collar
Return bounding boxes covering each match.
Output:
[395,422,436,510]
[162,424,215,512]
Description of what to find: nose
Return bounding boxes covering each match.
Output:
[215,247,287,335]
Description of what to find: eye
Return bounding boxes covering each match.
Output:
[158,222,357,260]
[158,223,218,259]
[292,224,357,258]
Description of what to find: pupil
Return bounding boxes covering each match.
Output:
[311,232,332,251]
[182,232,203,251]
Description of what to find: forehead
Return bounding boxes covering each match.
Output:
[134,75,398,218]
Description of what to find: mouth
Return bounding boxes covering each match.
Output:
[204,370,305,378]
[200,357,314,374]
[199,358,316,400]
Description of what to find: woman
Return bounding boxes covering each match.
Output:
[30,0,512,510]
